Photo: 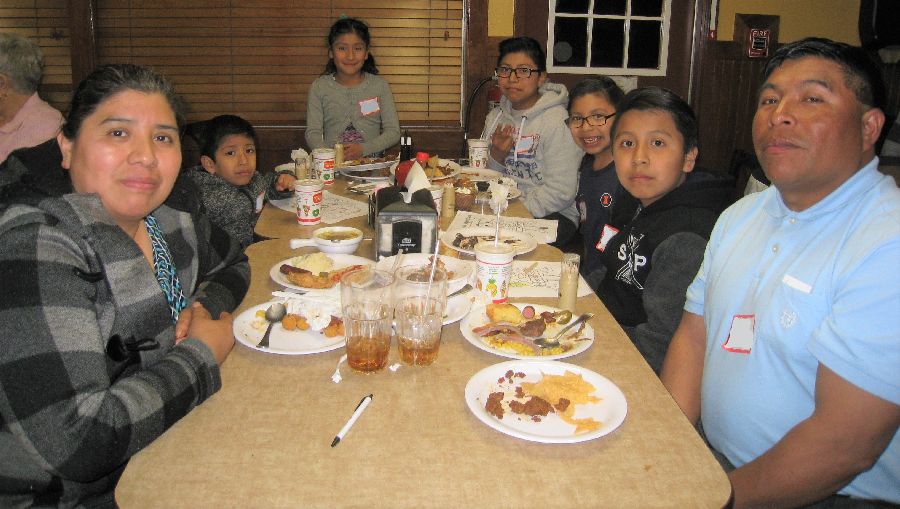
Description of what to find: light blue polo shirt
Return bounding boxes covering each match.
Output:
[686,158,900,502]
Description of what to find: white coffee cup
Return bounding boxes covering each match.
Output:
[467,139,489,169]
[474,241,515,304]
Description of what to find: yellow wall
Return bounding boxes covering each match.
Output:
[716,0,860,44]
[488,0,514,37]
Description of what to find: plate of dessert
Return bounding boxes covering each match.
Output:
[440,227,537,256]
[233,300,345,355]
[269,252,373,293]
[460,303,594,360]
[465,360,627,443]
[391,157,461,181]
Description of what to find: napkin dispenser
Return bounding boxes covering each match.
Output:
[375,186,439,258]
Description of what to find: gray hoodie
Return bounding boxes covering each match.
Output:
[483,82,583,225]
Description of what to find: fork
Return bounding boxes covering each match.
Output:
[532,312,594,349]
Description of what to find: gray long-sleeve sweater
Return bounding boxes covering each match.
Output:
[304,72,401,156]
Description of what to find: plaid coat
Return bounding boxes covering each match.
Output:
[0,140,250,507]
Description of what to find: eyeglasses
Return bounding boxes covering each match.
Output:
[495,66,541,79]
[565,112,616,128]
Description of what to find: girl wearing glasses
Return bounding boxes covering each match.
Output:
[483,36,582,246]
[568,77,626,278]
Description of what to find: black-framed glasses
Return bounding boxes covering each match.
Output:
[495,66,541,79]
[565,112,616,128]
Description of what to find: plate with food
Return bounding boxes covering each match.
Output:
[375,253,474,294]
[339,166,393,182]
[391,157,461,181]
[441,227,537,256]
[460,303,593,360]
[339,156,398,172]
[459,167,502,182]
[465,360,627,444]
[233,301,345,355]
[269,252,373,293]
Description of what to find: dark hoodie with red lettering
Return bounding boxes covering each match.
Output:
[591,170,733,372]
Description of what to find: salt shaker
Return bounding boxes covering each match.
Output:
[441,181,456,227]
[334,143,344,168]
[558,253,580,311]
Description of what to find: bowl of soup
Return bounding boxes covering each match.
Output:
[311,226,363,254]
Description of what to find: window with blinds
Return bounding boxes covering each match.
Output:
[0,0,72,114]
[94,1,464,127]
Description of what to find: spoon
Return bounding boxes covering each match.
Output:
[532,312,594,349]
[257,303,287,349]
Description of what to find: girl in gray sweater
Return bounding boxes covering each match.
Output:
[305,17,401,161]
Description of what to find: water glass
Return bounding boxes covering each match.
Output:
[341,269,394,373]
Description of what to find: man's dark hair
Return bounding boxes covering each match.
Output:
[568,76,626,112]
[496,37,546,72]
[611,86,699,154]
[763,37,886,110]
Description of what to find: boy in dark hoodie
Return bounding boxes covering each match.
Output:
[185,115,295,248]
[589,87,733,373]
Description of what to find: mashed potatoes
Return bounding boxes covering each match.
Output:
[290,252,333,275]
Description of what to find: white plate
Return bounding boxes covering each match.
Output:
[375,253,474,294]
[465,360,627,444]
[391,159,461,181]
[339,158,398,172]
[443,292,475,325]
[493,186,522,200]
[460,303,594,360]
[459,167,502,181]
[340,169,392,182]
[274,162,296,174]
[441,227,537,256]
[233,303,345,355]
[269,253,374,293]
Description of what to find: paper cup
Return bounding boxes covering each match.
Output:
[467,139,489,169]
[312,148,335,185]
[474,241,515,304]
[295,179,324,225]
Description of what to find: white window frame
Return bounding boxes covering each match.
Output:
[547,0,671,76]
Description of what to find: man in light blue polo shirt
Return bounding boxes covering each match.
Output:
[661,38,899,507]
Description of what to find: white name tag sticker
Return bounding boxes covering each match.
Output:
[255,192,265,213]
[597,224,619,252]
[515,135,536,154]
[782,274,812,294]
[722,314,754,353]
[359,97,380,116]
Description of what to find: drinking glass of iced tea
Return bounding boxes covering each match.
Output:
[394,296,443,366]
[341,269,395,373]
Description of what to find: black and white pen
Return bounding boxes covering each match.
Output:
[331,394,373,448]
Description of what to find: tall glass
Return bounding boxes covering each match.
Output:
[341,269,394,373]
[395,296,443,366]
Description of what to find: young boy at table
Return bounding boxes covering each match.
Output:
[185,114,295,248]
[593,87,732,373]
[484,36,583,246]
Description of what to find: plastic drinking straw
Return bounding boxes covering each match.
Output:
[425,235,441,298]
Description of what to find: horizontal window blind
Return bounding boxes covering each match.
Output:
[95,0,464,127]
[0,0,72,114]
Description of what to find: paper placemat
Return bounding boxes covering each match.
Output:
[269,191,368,224]
[508,260,593,299]
[447,211,557,244]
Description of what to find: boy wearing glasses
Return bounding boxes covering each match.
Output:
[483,37,582,246]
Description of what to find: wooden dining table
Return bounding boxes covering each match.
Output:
[115,174,731,508]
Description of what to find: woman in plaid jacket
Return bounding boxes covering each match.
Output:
[0,64,249,507]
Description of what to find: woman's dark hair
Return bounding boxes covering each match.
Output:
[324,17,379,75]
[61,63,184,139]
[191,114,258,160]
[567,76,626,112]
[611,86,698,154]
[496,36,546,72]
[763,37,885,110]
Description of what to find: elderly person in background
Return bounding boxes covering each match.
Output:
[0,32,63,162]
[0,64,248,507]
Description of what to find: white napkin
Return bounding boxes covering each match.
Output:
[291,148,310,164]
[401,163,431,203]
